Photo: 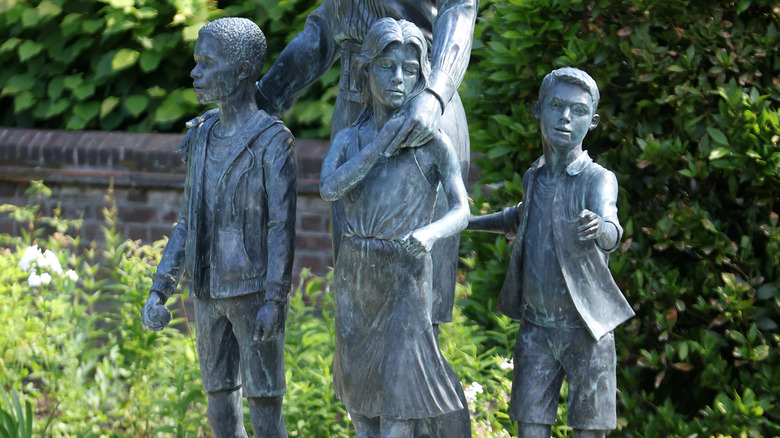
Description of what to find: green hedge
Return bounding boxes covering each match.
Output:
[0,0,336,137]
[461,0,780,436]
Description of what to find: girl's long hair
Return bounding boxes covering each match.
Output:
[351,18,431,126]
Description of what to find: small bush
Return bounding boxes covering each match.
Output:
[1,183,518,437]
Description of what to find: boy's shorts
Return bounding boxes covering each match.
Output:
[194,291,286,398]
[509,321,616,430]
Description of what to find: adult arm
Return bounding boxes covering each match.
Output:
[388,0,478,149]
[255,1,340,116]
[254,129,298,341]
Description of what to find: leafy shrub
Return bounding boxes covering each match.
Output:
[0,183,517,437]
[462,0,780,436]
[0,0,337,137]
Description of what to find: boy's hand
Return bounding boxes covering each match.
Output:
[402,228,436,259]
[253,300,286,342]
[577,209,605,241]
[142,291,171,332]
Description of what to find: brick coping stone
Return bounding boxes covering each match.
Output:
[0,126,329,194]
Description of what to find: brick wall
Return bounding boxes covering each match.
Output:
[0,126,334,277]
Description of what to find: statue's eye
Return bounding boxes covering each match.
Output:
[573,105,589,116]
[376,59,393,70]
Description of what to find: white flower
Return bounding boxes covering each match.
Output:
[65,269,79,282]
[40,250,62,274]
[28,272,41,287]
[19,245,42,272]
[39,272,52,285]
[464,381,484,402]
[500,358,514,371]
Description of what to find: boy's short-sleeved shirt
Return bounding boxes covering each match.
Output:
[521,173,582,328]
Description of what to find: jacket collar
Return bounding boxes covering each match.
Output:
[534,150,592,176]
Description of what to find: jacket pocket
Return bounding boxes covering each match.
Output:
[215,229,256,281]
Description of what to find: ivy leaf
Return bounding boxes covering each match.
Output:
[101,96,120,118]
[125,95,149,117]
[139,51,162,72]
[73,101,100,121]
[111,49,140,71]
[17,40,44,62]
[0,37,21,53]
[708,147,731,161]
[73,82,96,101]
[2,74,36,96]
[14,91,35,112]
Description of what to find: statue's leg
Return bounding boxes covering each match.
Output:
[351,412,380,438]
[517,423,552,438]
[206,388,247,438]
[195,296,246,437]
[248,396,287,438]
[380,417,415,438]
[573,429,606,438]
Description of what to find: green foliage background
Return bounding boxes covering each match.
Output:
[2,0,780,436]
[0,0,336,137]
[461,0,780,436]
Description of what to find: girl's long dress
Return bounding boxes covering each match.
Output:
[331,127,463,419]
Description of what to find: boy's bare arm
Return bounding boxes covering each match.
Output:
[467,203,522,239]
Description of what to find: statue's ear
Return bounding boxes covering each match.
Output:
[589,113,600,131]
[236,60,251,81]
[532,100,542,119]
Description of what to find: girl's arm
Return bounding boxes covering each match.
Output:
[320,117,404,201]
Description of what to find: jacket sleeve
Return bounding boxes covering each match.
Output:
[262,128,298,302]
[589,169,623,253]
[255,0,340,116]
[150,128,195,301]
[427,0,478,111]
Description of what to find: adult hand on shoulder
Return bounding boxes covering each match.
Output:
[379,115,408,157]
[577,209,605,241]
[402,228,437,259]
[383,91,443,155]
[142,291,171,332]
[253,300,286,342]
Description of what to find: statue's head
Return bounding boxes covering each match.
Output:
[538,67,600,113]
[191,17,267,105]
[533,67,600,152]
[352,18,430,113]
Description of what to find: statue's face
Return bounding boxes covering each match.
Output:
[191,33,240,105]
[369,42,420,112]
[538,81,597,153]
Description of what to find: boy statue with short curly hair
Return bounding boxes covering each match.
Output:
[141,17,296,438]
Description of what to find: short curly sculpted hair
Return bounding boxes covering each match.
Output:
[199,17,267,80]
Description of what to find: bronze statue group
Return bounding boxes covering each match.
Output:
[141,4,633,437]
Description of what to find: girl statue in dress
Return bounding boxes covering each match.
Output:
[319,17,470,438]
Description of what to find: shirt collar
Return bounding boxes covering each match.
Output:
[536,150,592,176]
